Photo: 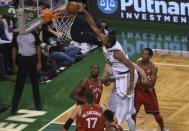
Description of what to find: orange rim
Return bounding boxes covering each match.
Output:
[41,8,73,22]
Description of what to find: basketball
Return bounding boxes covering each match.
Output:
[66,2,79,15]
[41,8,54,22]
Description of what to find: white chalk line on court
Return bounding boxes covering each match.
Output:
[38,104,75,131]
[155,63,189,68]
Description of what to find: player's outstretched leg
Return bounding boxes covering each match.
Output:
[153,114,166,131]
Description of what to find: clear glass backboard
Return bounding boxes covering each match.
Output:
[18,0,68,34]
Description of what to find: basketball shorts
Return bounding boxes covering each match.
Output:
[134,86,160,114]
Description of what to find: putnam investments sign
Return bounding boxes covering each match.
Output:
[89,0,189,24]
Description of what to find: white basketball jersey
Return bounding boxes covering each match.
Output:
[103,41,129,77]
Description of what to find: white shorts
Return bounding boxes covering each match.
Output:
[115,70,138,98]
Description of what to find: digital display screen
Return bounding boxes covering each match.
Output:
[88,0,189,25]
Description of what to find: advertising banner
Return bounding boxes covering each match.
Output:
[89,0,189,25]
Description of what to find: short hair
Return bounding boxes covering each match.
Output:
[108,35,116,45]
[100,20,108,28]
[90,64,99,70]
[144,48,153,57]
[85,88,94,104]
[103,109,114,122]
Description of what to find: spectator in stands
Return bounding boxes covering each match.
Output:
[39,53,59,84]
[40,22,82,66]
[0,15,13,74]
[0,53,12,81]
[11,29,42,115]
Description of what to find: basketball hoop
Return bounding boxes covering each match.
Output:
[41,8,76,43]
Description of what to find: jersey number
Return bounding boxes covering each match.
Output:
[86,117,97,128]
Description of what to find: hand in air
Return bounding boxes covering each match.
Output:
[78,3,85,12]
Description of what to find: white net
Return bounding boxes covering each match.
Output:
[53,11,75,44]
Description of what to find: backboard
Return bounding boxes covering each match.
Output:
[18,0,68,34]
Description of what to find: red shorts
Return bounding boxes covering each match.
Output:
[134,86,159,114]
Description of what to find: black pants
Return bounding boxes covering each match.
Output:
[11,54,41,112]
[0,44,12,72]
[0,53,6,75]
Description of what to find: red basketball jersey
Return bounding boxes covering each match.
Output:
[87,77,103,104]
[135,60,159,113]
[137,60,154,88]
[77,77,103,105]
[77,104,105,131]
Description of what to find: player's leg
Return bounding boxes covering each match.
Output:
[144,89,165,131]
[115,74,136,130]
[115,96,124,125]
[132,87,143,123]
[124,96,136,131]
[115,76,128,125]
[108,83,118,113]
[116,95,136,130]
[153,113,165,131]
[132,70,142,123]
[125,70,139,130]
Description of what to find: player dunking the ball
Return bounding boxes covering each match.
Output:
[78,4,139,131]
[132,48,166,131]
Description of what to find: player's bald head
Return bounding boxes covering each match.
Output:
[90,64,99,78]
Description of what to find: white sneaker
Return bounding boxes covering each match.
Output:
[45,79,52,83]
[59,66,66,71]
[162,128,167,131]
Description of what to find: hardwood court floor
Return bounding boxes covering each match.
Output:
[54,52,189,131]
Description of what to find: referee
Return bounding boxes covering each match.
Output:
[11,30,42,115]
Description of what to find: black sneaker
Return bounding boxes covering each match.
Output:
[10,107,17,115]
[36,105,43,111]
[0,104,9,113]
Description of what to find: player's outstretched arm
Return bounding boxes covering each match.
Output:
[79,4,107,44]
[100,77,115,86]
[103,64,112,79]
[62,105,80,131]
[132,62,148,83]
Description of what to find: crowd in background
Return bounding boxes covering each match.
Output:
[0,0,115,83]
[0,14,14,81]
[0,0,116,115]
